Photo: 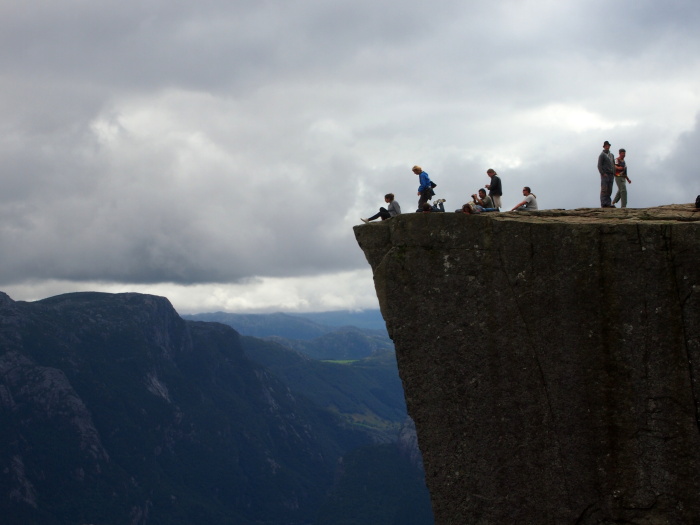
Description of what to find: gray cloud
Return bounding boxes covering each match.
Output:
[1,0,699,300]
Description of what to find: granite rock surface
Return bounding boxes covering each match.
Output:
[354,205,700,524]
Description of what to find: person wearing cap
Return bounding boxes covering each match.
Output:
[597,141,615,207]
[612,148,632,208]
[412,165,433,209]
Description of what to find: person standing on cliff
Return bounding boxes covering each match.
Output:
[413,165,433,209]
[598,141,615,207]
[612,148,632,208]
[484,169,502,210]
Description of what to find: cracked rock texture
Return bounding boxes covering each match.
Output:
[354,204,700,524]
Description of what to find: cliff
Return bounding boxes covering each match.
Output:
[354,205,700,524]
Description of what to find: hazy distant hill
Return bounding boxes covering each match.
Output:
[266,327,393,360]
[0,292,432,525]
[287,309,386,331]
[185,310,393,360]
[183,311,331,339]
[183,309,387,338]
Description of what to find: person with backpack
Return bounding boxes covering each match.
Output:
[413,165,434,209]
[612,148,632,208]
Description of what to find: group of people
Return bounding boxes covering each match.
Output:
[361,165,537,223]
[362,140,633,225]
[598,141,632,208]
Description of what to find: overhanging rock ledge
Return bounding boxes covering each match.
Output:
[354,205,700,524]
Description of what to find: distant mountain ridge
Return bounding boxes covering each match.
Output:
[286,309,387,331]
[183,309,386,338]
[184,310,393,360]
[0,291,432,525]
[1,291,363,524]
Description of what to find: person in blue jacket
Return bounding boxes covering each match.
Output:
[412,165,433,209]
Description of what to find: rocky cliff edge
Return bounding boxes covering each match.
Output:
[354,204,700,524]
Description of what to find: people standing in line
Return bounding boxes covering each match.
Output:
[511,187,538,211]
[485,169,502,210]
[612,148,632,208]
[598,141,615,207]
[361,193,401,223]
[413,165,433,209]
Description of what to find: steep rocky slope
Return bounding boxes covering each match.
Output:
[354,205,700,524]
[0,292,371,524]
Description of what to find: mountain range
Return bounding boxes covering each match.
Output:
[184,311,394,361]
[0,292,433,524]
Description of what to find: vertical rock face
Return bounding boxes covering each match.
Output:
[354,205,700,524]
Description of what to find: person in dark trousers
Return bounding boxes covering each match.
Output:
[424,199,445,212]
[413,165,433,209]
[361,193,401,223]
[485,169,502,210]
[598,140,615,207]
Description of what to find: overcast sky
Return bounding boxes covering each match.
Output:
[1,0,699,314]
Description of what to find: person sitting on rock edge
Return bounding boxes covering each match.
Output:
[362,193,401,223]
[473,189,498,211]
[511,187,538,211]
[456,190,497,213]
